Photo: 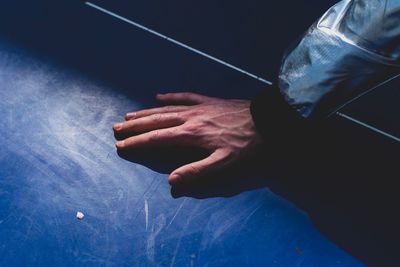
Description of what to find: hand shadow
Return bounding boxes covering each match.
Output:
[116,139,281,199]
[116,122,399,266]
[169,149,277,199]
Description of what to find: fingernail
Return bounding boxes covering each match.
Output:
[115,140,125,148]
[125,112,136,120]
[113,123,123,131]
[169,174,181,185]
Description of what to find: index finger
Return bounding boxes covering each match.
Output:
[115,126,190,150]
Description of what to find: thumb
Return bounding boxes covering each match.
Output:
[168,150,229,185]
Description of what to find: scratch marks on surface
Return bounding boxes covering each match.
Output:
[57,145,99,166]
[169,203,199,267]
[132,178,163,223]
[145,199,149,231]
[146,213,166,262]
[167,198,187,229]
[212,203,261,242]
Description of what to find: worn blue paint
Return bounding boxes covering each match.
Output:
[0,38,364,267]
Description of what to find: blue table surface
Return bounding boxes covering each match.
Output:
[0,1,398,266]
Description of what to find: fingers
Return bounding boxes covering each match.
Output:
[125,92,217,120]
[115,126,187,150]
[114,113,184,135]
[168,149,229,185]
[125,105,189,120]
[156,92,217,105]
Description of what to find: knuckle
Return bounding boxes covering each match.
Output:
[149,128,177,142]
[165,106,175,112]
[179,111,189,121]
[170,111,180,120]
[150,130,161,141]
[189,164,200,175]
[180,123,203,143]
[150,113,163,123]
[163,93,173,99]
[182,122,197,133]
[190,107,204,116]
[124,120,134,128]
[174,112,185,122]
[193,120,206,130]
[185,108,197,117]
[135,109,148,117]
[182,92,195,100]
[167,127,181,139]
[180,109,192,118]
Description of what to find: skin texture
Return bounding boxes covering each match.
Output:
[113,92,263,185]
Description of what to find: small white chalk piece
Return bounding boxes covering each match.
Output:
[76,211,85,220]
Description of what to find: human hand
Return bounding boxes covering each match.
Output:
[113,92,263,185]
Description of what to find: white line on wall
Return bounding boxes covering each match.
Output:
[336,112,400,142]
[85,2,272,85]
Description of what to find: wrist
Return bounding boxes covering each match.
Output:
[250,84,308,142]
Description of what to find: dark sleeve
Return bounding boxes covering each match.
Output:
[250,84,308,142]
